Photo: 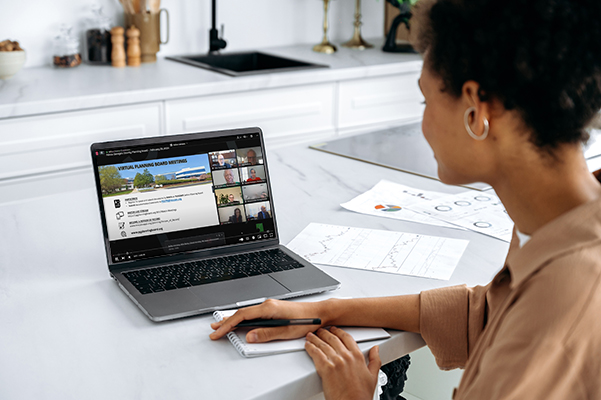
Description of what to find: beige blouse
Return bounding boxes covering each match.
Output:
[420,197,601,399]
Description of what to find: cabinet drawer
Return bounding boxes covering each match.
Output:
[0,103,162,181]
[165,84,336,140]
[338,73,425,131]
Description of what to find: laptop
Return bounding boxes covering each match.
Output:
[91,127,340,321]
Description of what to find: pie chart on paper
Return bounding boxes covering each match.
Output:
[375,204,402,212]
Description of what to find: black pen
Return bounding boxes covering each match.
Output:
[235,318,321,328]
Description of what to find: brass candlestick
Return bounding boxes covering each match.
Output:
[313,0,337,54]
[342,0,373,49]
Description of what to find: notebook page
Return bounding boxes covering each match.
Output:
[213,309,391,358]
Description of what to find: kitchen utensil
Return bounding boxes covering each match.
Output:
[124,9,169,63]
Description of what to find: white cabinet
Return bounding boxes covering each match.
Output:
[0,103,162,181]
[165,84,336,145]
[0,69,426,182]
[337,72,425,134]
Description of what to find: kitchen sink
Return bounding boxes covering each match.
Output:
[166,51,328,77]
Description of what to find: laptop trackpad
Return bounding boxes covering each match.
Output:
[189,275,289,306]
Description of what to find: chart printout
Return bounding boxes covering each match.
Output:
[340,180,461,229]
[287,223,469,280]
[342,180,513,242]
[408,190,513,242]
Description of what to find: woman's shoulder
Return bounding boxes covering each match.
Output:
[509,244,601,337]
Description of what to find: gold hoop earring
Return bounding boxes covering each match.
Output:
[464,107,489,141]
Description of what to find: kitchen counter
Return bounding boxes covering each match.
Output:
[0,139,507,400]
[0,39,422,119]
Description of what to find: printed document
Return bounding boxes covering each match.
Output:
[341,180,461,229]
[287,223,469,280]
[407,190,513,242]
[343,180,514,242]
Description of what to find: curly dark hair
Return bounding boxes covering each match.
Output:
[411,0,601,151]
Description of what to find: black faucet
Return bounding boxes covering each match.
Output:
[209,0,227,53]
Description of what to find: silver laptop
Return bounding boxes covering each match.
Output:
[91,127,340,321]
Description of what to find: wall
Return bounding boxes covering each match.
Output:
[1,0,385,69]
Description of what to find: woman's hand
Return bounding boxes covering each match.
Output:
[305,327,381,400]
[209,299,325,343]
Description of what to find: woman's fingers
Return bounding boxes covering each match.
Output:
[246,326,311,343]
[209,303,277,340]
[209,316,228,330]
[329,326,362,354]
[305,328,381,400]
[306,330,340,358]
[367,345,382,377]
[308,327,381,376]
[314,327,348,354]
[305,337,329,364]
[209,299,322,342]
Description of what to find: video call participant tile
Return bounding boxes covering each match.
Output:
[209,150,238,170]
[218,205,247,225]
[240,165,265,184]
[242,183,269,203]
[213,168,241,188]
[245,201,271,220]
[214,186,243,207]
[237,147,263,167]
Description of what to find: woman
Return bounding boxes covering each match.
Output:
[211,0,601,398]
[246,168,262,182]
[228,208,243,223]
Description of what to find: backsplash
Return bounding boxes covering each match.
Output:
[1,0,384,69]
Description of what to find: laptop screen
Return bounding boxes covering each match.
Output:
[92,130,277,265]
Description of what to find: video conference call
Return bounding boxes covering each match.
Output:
[93,133,276,263]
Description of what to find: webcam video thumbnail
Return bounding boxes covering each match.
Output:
[212,168,241,188]
[210,150,238,170]
[237,147,263,167]
[242,183,269,203]
[218,205,247,224]
[245,201,271,220]
[240,165,265,183]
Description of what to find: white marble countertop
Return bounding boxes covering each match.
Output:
[0,132,508,400]
[0,39,423,119]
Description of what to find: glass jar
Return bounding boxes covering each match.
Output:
[53,25,82,68]
[84,4,112,64]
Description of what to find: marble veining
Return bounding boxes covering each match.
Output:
[0,137,507,400]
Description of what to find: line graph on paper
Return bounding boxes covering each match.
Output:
[286,223,469,280]
[302,225,352,260]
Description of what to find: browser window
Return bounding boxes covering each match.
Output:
[93,134,276,263]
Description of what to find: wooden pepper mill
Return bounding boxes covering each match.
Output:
[126,25,141,67]
[110,26,126,68]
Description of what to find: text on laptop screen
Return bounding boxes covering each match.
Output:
[93,133,276,264]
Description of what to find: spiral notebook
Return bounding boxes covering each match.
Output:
[213,309,391,358]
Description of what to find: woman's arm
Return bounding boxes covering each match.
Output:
[209,295,420,343]
[323,295,420,332]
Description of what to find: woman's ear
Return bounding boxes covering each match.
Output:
[462,80,491,137]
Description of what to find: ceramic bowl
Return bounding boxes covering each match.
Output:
[0,50,26,80]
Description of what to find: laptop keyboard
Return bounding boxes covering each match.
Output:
[123,248,304,295]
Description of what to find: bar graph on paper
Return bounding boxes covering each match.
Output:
[286,223,469,280]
